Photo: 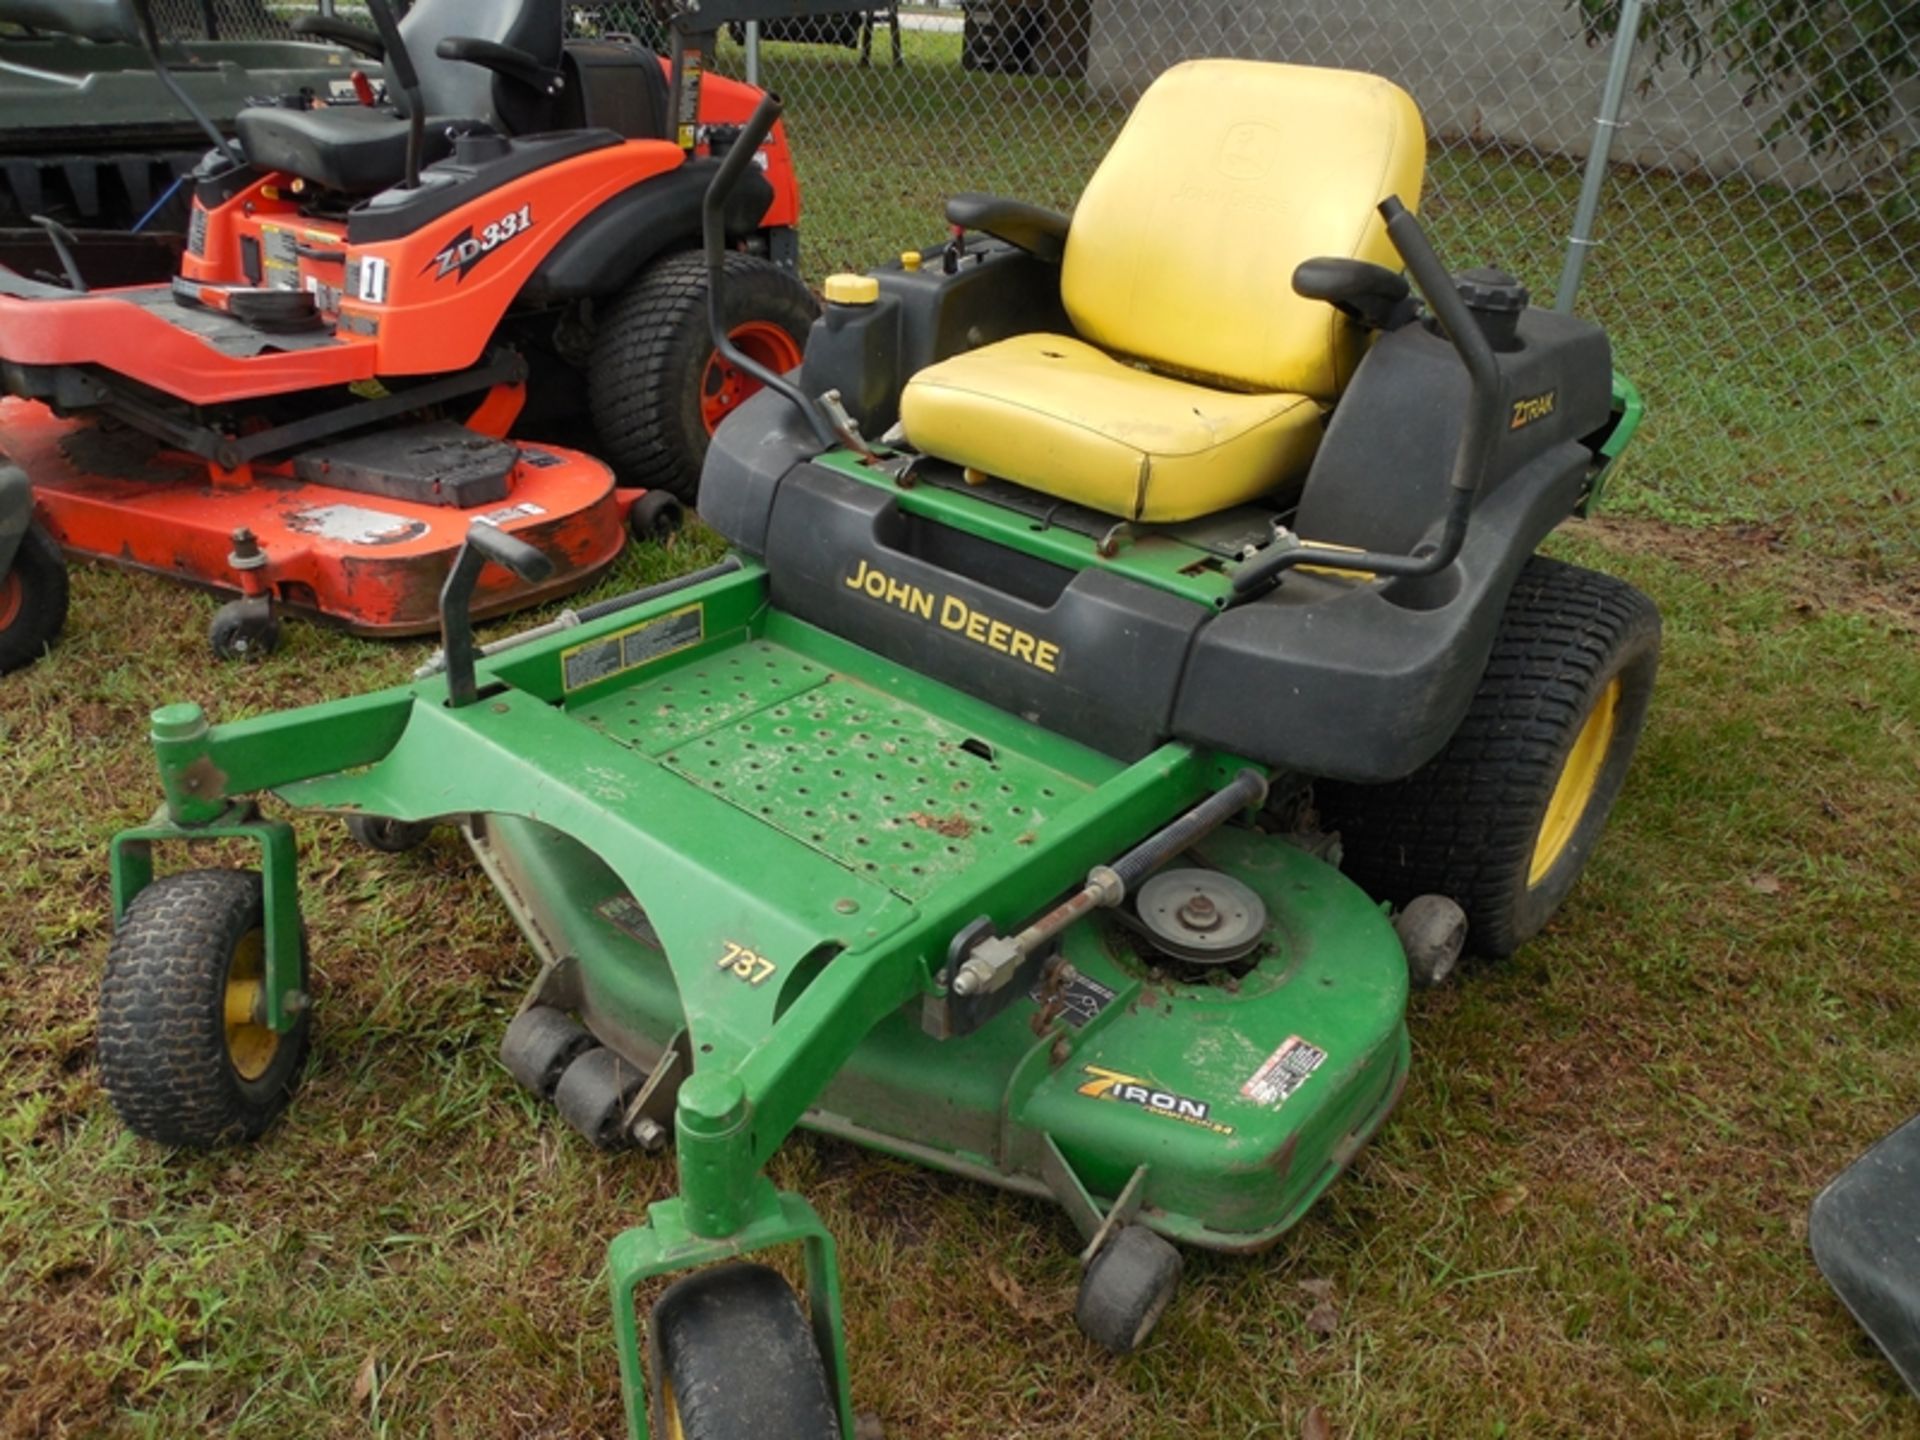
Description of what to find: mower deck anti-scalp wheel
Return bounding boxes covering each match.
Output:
[0,521,70,674]
[628,490,686,544]
[344,813,435,854]
[98,868,310,1147]
[651,1262,840,1440]
[552,1045,647,1149]
[500,1005,595,1099]
[208,597,281,662]
[1320,556,1661,957]
[1076,1224,1184,1355]
[588,250,816,504]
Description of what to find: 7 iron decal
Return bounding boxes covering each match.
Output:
[1077,1065,1234,1134]
[427,203,534,283]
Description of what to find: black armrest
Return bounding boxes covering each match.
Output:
[435,35,566,96]
[1292,257,1415,331]
[292,14,385,60]
[945,192,1070,264]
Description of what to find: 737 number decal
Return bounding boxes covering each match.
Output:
[718,941,777,987]
[429,204,533,283]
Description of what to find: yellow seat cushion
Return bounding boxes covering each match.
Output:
[900,332,1323,523]
[1062,59,1426,401]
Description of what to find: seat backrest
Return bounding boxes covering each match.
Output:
[398,0,564,132]
[1061,60,1425,402]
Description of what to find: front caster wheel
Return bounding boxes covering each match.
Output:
[98,868,310,1147]
[651,1263,839,1440]
[209,598,281,662]
[1076,1225,1183,1355]
[344,813,434,854]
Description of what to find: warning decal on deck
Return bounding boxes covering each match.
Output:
[1241,1036,1326,1108]
[596,894,662,950]
[1030,970,1117,1029]
[561,603,704,693]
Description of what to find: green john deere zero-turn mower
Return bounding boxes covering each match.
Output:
[96,59,1657,1437]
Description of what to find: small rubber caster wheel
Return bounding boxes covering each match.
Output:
[1076,1225,1183,1355]
[628,490,685,543]
[98,868,311,1147]
[0,520,70,675]
[209,598,281,662]
[651,1263,839,1440]
[501,1006,595,1099]
[344,813,435,854]
[552,1046,646,1149]
[1395,893,1468,988]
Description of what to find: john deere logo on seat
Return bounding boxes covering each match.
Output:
[1217,121,1280,180]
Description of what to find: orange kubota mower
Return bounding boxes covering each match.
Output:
[0,0,814,660]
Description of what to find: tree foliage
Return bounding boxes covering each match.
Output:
[1575,0,1919,157]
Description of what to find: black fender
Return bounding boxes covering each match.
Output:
[519,157,776,305]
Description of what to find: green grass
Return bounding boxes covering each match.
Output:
[3,518,1919,1436]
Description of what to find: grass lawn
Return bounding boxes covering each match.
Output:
[3,517,1917,1437]
[4,21,1920,1440]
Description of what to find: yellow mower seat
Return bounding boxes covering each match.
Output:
[903,333,1324,523]
[899,59,1425,523]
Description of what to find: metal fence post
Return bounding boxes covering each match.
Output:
[1554,0,1645,312]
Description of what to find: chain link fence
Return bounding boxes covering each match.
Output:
[182,0,1919,574]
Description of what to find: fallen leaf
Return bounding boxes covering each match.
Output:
[1489,1184,1529,1216]
[1304,1300,1339,1339]
[1302,1403,1335,1440]
[1745,873,1783,895]
[352,1351,380,1406]
[1298,1277,1336,1303]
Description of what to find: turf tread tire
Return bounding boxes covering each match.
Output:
[98,869,310,1148]
[1319,557,1660,958]
[0,522,69,675]
[588,250,816,504]
[652,1262,839,1440]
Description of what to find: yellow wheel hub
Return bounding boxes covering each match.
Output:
[223,930,279,1082]
[1529,677,1621,887]
[661,1378,686,1440]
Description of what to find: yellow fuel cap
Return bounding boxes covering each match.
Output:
[900,250,923,272]
[824,273,880,306]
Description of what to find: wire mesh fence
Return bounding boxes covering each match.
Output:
[182,0,1919,572]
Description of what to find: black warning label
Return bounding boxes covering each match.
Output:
[561,604,704,692]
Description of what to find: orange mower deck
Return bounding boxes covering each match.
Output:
[5,399,624,636]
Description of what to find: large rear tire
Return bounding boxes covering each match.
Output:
[1319,557,1660,957]
[652,1262,840,1440]
[588,250,816,505]
[0,521,69,675]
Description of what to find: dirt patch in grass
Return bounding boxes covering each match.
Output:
[1587,513,1920,634]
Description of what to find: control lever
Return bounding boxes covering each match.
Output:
[1228,196,1508,602]
[702,94,838,449]
[30,216,87,293]
[439,521,554,707]
[363,0,426,189]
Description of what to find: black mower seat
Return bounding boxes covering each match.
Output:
[232,0,564,195]
[235,106,457,196]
